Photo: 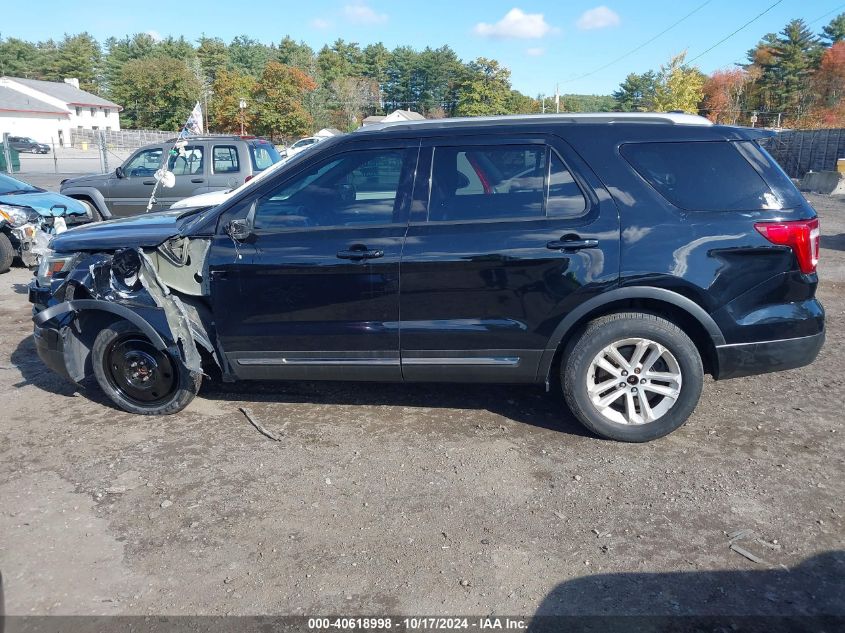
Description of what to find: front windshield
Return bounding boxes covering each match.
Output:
[0,173,39,195]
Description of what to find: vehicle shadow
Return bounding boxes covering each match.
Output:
[200,376,592,438]
[11,282,30,295]
[820,233,845,252]
[10,333,591,438]
[527,551,845,632]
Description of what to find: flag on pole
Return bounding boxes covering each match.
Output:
[183,101,203,136]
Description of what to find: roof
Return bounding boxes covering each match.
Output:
[356,112,713,133]
[0,86,69,116]
[2,77,121,109]
[362,115,386,125]
[382,109,425,122]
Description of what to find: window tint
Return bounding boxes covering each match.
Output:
[250,143,281,171]
[254,149,409,229]
[430,145,546,221]
[547,151,587,217]
[621,141,783,211]
[124,148,163,177]
[168,146,204,176]
[213,145,240,174]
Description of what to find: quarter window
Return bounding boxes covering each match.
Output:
[213,145,240,174]
[621,141,786,211]
[547,150,587,217]
[254,149,410,229]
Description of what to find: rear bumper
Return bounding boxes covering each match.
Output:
[715,330,825,380]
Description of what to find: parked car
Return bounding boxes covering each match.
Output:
[281,136,321,159]
[29,113,824,442]
[0,173,92,273]
[59,135,281,219]
[170,137,327,210]
[7,136,50,154]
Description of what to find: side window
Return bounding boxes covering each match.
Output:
[250,144,281,171]
[168,145,204,176]
[254,149,409,230]
[547,151,587,218]
[213,145,240,174]
[621,141,784,211]
[124,148,163,177]
[429,145,546,221]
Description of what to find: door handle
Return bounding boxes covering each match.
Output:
[191,178,204,183]
[546,237,599,251]
[142,180,155,185]
[337,245,384,260]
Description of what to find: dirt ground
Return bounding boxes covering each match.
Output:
[0,194,842,620]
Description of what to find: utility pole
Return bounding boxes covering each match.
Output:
[555,83,560,114]
[239,98,247,135]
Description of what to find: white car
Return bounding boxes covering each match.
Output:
[282,136,322,158]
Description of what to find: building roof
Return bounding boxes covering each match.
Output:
[382,109,425,122]
[356,112,713,133]
[362,115,386,125]
[0,86,69,116]
[2,77,121,109]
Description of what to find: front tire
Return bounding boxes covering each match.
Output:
[0,233,14,274]
[562,312,703,442]
[91,320,200,415]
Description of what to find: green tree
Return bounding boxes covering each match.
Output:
[252,61,317,140]
[278,36,315,73]
[228,35,271,77]
[612,71,658,111]
[0,37,42,77]
[822,13,845,46]
[653,52,706,112]
[504,90,538,114]
[196,36,229,82]
[102,33,159,92]
[39,33,101,92]
[455,57,512,116]
[111,56,202,129]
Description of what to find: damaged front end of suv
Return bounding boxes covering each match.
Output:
[29,212,221,414]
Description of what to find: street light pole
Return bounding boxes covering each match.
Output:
[239,98,247,135]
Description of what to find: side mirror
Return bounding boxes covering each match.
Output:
[226,218,251,241]
[115,166,125,178]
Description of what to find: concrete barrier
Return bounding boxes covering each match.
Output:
[799,171,845,195]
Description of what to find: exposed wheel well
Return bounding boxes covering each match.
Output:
[66,195,102,219]
[550,298,718,380]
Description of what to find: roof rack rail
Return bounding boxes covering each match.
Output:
[355,112,712,133]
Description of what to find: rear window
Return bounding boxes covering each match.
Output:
[250,142,281,171]
[620,141,797,211]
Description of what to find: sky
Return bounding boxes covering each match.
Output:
[3,0,843,96]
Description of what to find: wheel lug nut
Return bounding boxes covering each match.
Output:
[631,387,638,393]
[634,368,641,374]
[641,379,647,384]
[618,383,626,388]
[621,370,628,377]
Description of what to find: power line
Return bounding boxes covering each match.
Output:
[686,0,785,65]
[559,1,713,85]
[808,3,845,26]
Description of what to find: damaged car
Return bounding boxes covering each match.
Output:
[29,113,824,441]
[0,173,93,273]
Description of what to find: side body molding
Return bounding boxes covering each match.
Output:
[537,286,726,382]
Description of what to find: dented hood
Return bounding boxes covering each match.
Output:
[50,209,195,253]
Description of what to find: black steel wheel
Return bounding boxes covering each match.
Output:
[92,320,200,415]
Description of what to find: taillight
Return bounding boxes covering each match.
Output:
[244,175,254,183]
[754,218,820,274]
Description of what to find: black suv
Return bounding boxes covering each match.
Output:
[8,136,50,154]
[28,113,824,442]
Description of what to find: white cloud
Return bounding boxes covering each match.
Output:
[144,30,162,41]
[474,8,556,39]
[576,6,621,30]
[342,2,388,25]
[311,18,332,29]
[526,47,545,57]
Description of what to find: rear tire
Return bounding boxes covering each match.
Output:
[0,233,14,274]
[561,312,703,442]
[91,320,200,415]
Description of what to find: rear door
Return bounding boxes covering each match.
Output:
[207,143,245,192]
[399,134,620,382]
[157,143,208,207]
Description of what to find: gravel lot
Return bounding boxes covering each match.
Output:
[0,193,842,620]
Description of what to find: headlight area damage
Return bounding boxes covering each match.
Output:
[33,238,217,386]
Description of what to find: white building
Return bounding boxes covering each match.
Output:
[361,109,426,127]
[0,77,121,147]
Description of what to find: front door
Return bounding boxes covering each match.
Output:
[208,141,418,381]
[399,135,620,382]
[110,146,164,217]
